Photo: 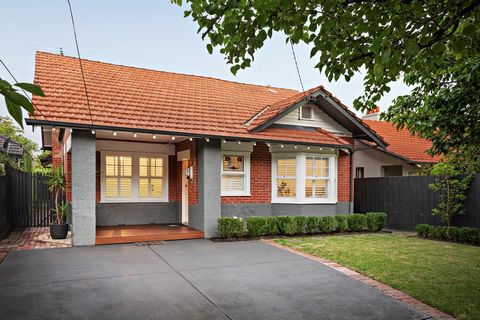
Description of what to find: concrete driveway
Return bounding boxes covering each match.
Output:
[0,239,425,320]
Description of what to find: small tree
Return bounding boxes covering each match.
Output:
[47,166,67,224]
[428,163,472,231]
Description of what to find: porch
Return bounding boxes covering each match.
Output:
[95,224,204,245]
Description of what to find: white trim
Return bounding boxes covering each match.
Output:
[299,105,314,120]
[271,153,337,204]
[100,151,169,203]
[221,151,251,196]
[96,139,175,154]
[177,149,190,161]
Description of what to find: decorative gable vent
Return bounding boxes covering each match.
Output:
[299,105,314,120]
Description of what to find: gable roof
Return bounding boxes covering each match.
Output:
[28,52,381,148]
[246,86,387,148]
[362,120,439,163]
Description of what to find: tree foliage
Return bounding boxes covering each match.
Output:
[0,78,44,128]
[428,162,473,229]
[0,116,38,154]
[173,0,480,156]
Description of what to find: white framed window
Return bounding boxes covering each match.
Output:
[299,105,314,120]
[305,156,329,199]
[101,152,168,203]
[272,153,337,203]
[104,155,132,200]
[275,156,297,200]
[139,156,164,200]
[221,151,250,196]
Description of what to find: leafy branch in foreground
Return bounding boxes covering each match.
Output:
[172,0,480,156]
[0,78,44,128]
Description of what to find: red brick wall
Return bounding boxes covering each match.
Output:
[337,150,351,202]
[221,143,271,204]
[51,130,73,202]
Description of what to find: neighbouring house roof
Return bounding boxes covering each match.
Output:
[361,120,439,163]
[28,52,384,148]
[0,135,24,156]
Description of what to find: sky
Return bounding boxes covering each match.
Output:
[0,0,410,150]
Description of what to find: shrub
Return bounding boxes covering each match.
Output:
[416,224,480,245]
[305,216,321,234]
[416,224,430,237]
[347,214,366,232]
[246,216,269,237]
[293,216,307,234]
[217,217,243,238]
[365,212,387,232]
[318,216,338,233]
[275,216,297,235]
[266,216,279,235]
[335,215,349,232]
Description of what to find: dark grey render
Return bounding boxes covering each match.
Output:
[96,202,180,226]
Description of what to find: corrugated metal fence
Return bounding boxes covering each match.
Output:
[354,174,480,231]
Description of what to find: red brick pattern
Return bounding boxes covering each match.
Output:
[0,228,72,263]
[222,143,271,204]
[337,151,351,203]
[264,240,456,320]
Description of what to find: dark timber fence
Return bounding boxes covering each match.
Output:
[0,166,54,238]
[0,174,9,239]
[354,174,480,231]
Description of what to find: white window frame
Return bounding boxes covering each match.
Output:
[299,105,314,120]
[271,153,337,204]
[221,151,251,196]
[101,151,169,203]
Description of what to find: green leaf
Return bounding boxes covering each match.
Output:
[5,98,24,128]
[3,90,34,113]
[206,43,213,54]
[405,39,420,56]
[14,83,45,97]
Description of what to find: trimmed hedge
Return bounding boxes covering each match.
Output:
[416,224,480,245]
[305,216,321,234]
[347,214,366,232]
[335,215,349,232]
[365,212,387,232]
[218,213,388,239]
[246,216,269,237]
[318,216,338,233]
[218,217,244,238]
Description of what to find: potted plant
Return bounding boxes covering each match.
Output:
[48,166,69,239]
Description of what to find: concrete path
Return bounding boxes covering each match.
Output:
[0,240,426,320]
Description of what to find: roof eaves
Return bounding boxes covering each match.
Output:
[314,88,388,149]
[250,89,324,132]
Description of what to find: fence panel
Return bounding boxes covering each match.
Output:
[6,166,54,228]
[354,174,480,231]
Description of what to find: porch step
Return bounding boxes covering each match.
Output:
[95,224,204,245]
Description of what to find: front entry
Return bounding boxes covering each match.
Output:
[181,160,189,225]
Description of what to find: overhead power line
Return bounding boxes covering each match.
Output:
[0,58,48,121]
[290,43,306,96]
[66,0,94,127]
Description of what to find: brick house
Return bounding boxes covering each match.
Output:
[28,52,387,246]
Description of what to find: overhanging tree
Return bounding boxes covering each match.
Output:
[172,0,480,156]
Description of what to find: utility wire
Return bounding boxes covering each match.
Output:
[290,43,306,96]
[66,0,94,127]
[0,58,48,121]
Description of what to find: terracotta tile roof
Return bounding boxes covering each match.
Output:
[362,120,438,163]
[30,52,353,146]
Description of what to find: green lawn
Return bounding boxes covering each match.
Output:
[275,234,480,320]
